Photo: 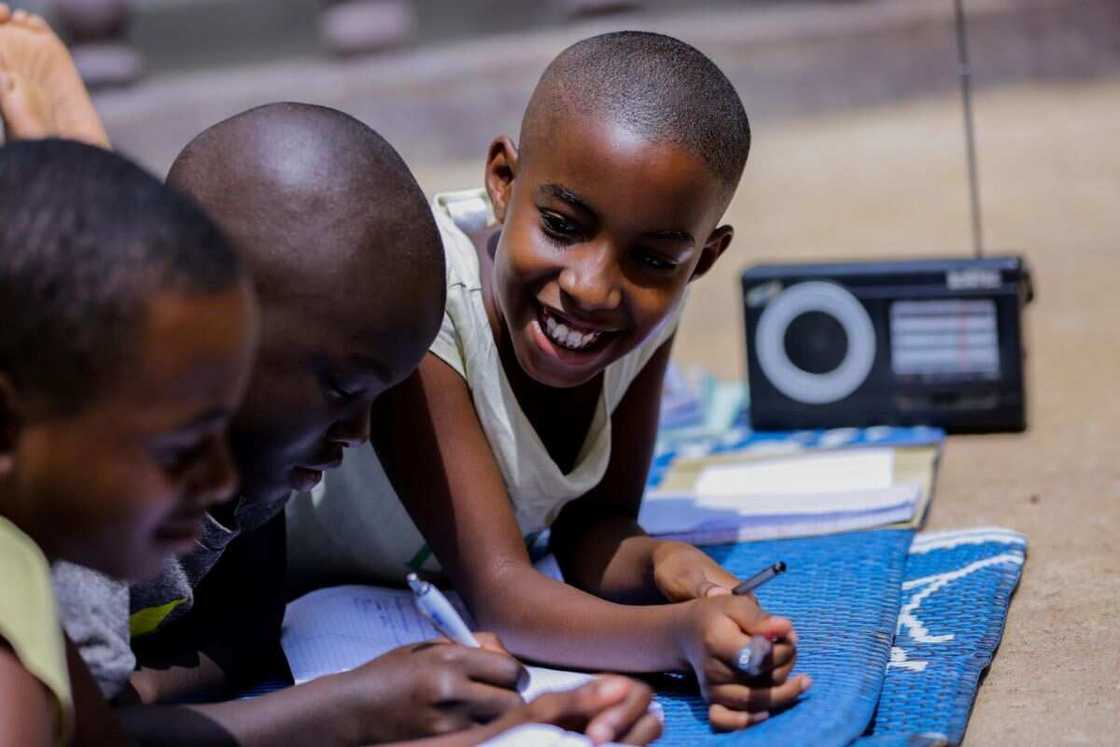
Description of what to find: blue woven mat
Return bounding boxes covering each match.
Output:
[856,528,1026,746]
[651,527,1025,746]
[654,529,914,746]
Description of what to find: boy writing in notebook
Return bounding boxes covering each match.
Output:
[289,30,810,731]
[2,13,660,740]
[0,137,258,745]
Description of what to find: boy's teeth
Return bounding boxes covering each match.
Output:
[541,309,601,351]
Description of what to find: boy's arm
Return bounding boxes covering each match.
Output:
[117,639,527,746]
[374,352,683,672]
[549,336,741,603]
[0,644,54,746]
[377,352,808,731]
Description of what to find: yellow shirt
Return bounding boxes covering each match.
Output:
[0,515,74,745]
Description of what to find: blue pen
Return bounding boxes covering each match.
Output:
[407,573,530,692]
[406,572,480,647]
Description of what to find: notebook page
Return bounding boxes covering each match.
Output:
[282,584,595,699]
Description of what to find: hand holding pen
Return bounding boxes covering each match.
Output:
[732,562,787,677]
[670,559,810,731]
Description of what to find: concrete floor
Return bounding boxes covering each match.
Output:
[416,77,1120,745]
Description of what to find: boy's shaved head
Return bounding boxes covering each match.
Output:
[167,102,442,331]
[522,31,750,191]
[166,103,445,506]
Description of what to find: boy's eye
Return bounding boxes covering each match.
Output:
[539,211,582,243]
[635,250,679,272]
[326,379,361,403]
[152,440,207,473]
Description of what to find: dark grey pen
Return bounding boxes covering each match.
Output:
[732,561,787,676]
[733,561,787,596]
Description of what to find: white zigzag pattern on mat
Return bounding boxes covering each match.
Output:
[889,529,1025,672]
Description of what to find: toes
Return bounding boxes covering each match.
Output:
[10,9,46,31]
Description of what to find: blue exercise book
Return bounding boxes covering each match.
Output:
[651,528,1026,746]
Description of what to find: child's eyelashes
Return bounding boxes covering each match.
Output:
[634,250,680,273]
[539,210,583,245]
[326,382,361,403]
[325,376,367,404]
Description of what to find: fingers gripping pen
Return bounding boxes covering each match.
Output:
[731,562,787,677]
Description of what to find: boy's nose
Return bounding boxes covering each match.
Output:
[558,247,622,312]
[330,402,372,447]
[194,437,240,507]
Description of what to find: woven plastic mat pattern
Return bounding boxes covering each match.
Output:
[654,529,914,746]
[856,528,1027,746]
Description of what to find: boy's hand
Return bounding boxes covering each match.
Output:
[515,676,662,745]
[652,540,743,601]
[340,635,526,742]
[672,596,811,731]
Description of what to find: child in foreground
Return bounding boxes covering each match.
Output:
[0,137,257,745]
[288,30,810,731]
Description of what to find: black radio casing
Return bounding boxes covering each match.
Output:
[742,257,1033,433]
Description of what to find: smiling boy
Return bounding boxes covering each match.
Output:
[288,31,810,731]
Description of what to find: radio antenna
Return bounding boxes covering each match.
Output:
[955,0,985,258]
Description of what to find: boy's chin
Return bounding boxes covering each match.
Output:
[289,466,325,492]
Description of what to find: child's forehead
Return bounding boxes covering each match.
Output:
[521,115,728,225]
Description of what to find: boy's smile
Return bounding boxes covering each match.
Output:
[484,115,734,389]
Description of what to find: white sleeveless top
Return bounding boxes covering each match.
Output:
[286,189,682,583]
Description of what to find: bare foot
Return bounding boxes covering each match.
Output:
[0,6,109,147]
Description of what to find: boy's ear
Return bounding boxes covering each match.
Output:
[0,374,22,478]
[690,225,734,282]
[484,136,519,225]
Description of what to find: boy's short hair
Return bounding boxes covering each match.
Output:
[0,139,243,414]
[524,30,751,189]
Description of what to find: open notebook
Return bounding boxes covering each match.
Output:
[639,447,932,544]
[282,584,596,701]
